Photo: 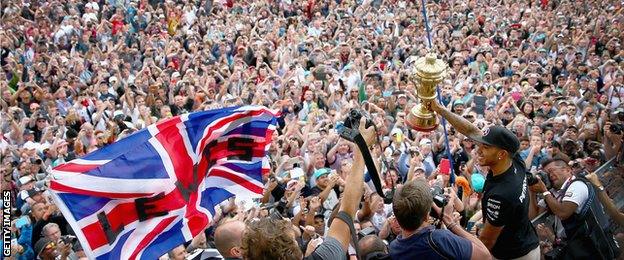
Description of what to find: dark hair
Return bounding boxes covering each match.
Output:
[540,157,569,169]
[358,235,388,260]
[392,180,432,231]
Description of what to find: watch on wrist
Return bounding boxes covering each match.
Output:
[596,185,605,192]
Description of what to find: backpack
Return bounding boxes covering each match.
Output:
[546,177,621,260]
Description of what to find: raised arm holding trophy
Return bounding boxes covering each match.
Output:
[404,52,540,259]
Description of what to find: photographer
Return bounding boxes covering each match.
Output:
[39,223,74,260]
[528,158,620,259]
[389,179,490,259]
[431,101,540,259]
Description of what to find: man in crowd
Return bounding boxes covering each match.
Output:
[214,220,246,259]
[389,179,490,259]
[529,158,620,259]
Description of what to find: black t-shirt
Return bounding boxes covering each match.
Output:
[481,154,539,259]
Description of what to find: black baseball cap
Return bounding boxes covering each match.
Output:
[471,125,520,154]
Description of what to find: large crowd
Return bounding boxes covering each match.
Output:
[2,0,624,259]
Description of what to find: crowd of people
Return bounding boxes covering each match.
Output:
[2,0,624,259]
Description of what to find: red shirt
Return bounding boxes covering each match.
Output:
[111,19,124,35]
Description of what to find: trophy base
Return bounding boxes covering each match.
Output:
[406,106,439,132]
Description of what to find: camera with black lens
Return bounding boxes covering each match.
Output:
[429,185,448,219]
[61,235,77,244]
[337,109,374,142]
[527,171,551,190]
[610,123,624,135]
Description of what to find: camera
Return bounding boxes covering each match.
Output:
[610,123,624,135]
[337,109,374,142]
[358,226,377,240]
[61,235,77,244]
[429,185,448,219]
[527,171,551,190]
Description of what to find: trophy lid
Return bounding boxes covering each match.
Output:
[412,53,447,82]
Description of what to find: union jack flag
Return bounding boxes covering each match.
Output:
[48,106,277,260]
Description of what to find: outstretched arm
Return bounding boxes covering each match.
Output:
[326,118,376,251]
[431,101,483,140]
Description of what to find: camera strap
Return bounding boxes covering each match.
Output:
[353,133,386,199]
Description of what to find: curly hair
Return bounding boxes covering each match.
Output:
[241,218,302,260]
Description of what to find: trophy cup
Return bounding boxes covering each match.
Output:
[405,52,448,132]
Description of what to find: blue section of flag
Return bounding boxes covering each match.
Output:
[223,162,263,183]
[224,122,274,137]
[184,107,245,152]
[82,130,153,161]
[95,231,133,260]
[140,220,187,260]
[57,193,111,221]
[82,141,169,179]
[199,188,234,217]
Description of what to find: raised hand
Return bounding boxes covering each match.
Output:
[309,196,322,211]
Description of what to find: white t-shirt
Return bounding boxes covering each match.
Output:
[538,177,589,238]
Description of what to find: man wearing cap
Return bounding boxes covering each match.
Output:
[418,138,436,177]
[97,81,116,101]
[431,101,540,259]
[17,176,37,213]
[452,100,466,115]
[29,113,49,142]
[34,236,71,260]
[310,168,341,214]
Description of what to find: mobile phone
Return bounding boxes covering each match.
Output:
[15,216,30,229]
[440,158,451,175]
[473,95,486,115]
[466,221,476,231]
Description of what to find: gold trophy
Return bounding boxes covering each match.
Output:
[406,53,448,132]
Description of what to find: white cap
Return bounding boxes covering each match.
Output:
[172,72,181,78]
[23,141,38,150]
[113,110,124,118]
[19,176,33,186]
[390,128,403,136]
[38,143,51,153]
[109,76,118,83]
[419,138,432,146]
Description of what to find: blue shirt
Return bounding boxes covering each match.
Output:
[519,148,547,169]
[390,226,472,260]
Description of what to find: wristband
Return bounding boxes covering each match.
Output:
[542,191,551,197]
[446,222,458,231]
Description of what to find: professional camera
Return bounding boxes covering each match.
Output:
[61,235,77,244]
[610,123,624,135]
[429,185,448,219]
[527,171,551,190]
[337,109,374,142]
